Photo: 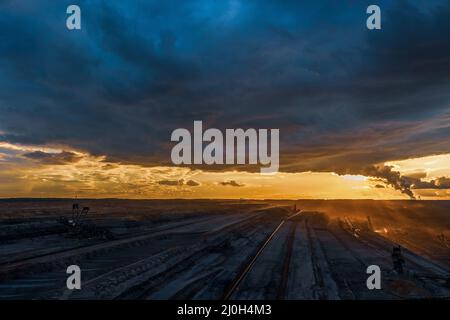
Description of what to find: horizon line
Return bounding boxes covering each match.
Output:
[0,197,445,201]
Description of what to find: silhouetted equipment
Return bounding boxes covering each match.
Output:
[392,245,405,274]
[70,203,90,226]
[366,216,374,232]
[437,233,450,249]
[57,203,114,240]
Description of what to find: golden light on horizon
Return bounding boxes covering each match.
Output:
[386,154,450,179]
[0,142,449,200]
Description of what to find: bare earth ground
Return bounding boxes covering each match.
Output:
[0,199,448,300]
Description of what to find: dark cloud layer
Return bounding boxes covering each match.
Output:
[22,151,82,165]
[0,1,449,182]
[157,179,184,186]
[412,177,450,190]
[157,179,200,187]
[219,180,245,187]
[365,166,450,199]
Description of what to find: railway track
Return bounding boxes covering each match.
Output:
[75,212,270,300]
[222,211,301,300]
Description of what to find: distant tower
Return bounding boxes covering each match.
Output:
[367,216,374,231]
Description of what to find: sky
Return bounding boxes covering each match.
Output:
[0,0,449,199]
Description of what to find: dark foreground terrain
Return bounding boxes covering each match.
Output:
[0,199,449,299]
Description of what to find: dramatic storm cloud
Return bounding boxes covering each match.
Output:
[0,0,449,191]
[22,150,82,165]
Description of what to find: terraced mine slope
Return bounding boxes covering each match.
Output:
[0,199,448,299]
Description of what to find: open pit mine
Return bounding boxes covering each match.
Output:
[0,199,449,300]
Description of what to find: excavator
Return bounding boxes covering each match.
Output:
[56,202,114,240]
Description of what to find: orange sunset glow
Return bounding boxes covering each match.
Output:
[1,142,449,200]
